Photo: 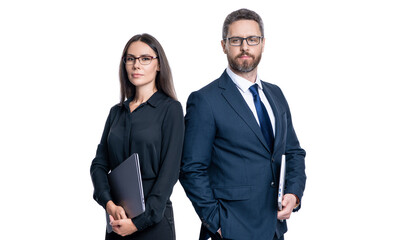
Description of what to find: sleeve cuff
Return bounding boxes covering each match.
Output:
[132,212,151,231]
[97,191,112,209]
[287,193,301,212]
[200,206,220,235]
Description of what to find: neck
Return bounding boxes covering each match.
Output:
[133,85,157,103]
[229,66,258,83]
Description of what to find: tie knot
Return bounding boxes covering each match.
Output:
[249,84,259,97]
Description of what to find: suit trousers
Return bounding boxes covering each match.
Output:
[208,235,284,240]
[274,235,284,240]
[105,205,175,240]
[202,224,284,240]
[213,235,283,240]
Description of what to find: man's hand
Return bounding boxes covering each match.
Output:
[277,194,298,220]
[109,215,138,237]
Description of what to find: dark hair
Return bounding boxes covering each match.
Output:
[119,33,177,104]
[222,8,264,39]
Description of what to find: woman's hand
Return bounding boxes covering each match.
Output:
[109,215,138,237]
[106,200,127,220]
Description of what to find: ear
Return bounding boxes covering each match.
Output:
[261,37,266,53]
[221,40,228,54]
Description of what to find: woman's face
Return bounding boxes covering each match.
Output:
[125,41,159,89]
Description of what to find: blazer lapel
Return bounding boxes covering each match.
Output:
[218,71,271,152]
[262,82,284,154]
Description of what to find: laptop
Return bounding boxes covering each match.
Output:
[106,153,145,232]
[277,154,286,211]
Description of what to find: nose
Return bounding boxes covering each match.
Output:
[132,59,141,69]
[240,38,249,51]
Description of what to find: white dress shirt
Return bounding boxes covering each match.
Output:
[226,67,276,135]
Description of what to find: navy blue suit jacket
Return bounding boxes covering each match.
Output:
[180,71,306,240]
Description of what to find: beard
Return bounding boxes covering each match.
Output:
[228,51,262,73]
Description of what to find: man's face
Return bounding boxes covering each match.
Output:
[222,20,265,73]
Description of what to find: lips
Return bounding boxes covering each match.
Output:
[237,53,253,60]
[132,73,143,78]
[239,55,251,59]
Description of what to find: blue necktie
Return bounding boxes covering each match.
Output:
[249,84,274,151]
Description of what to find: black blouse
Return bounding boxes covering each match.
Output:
[90,91,184,231]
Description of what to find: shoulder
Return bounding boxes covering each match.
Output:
[261,81,291,110]
[158,92,182,108]
[188,75,223,104]
[157,92,184,116]
[199,78,220,93]
[262,80,285,96]
[165,98,183,114]
[109,102,124,115]
[161,99,184,126]
[197,72,227,96]
[262,80,280,91]
[105,103,125,123]
[193,69,234,97]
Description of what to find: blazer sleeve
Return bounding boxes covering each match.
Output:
[132,101,185,231]
[90,106,117,209]
[280,89,307,210]
[179,91,220,234]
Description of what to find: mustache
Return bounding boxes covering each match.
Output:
[236,51,254,59]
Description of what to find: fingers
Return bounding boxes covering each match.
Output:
[117,206,127,219]
[110,218,125,227]
[277,210,290,220]
[281,198,288,208]
[279,194,297,219]
[281,194,293,208]
[112,224,121,236]
[110,218,123,234]
[277,209,290,220]
[111,218,135,237]
[283,194,297,207]
[113,206,127,220]
[277,201,293,220]
[120,210,127,220]
[109,215,115,223]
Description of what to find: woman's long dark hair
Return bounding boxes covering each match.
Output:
[119,33,177,104]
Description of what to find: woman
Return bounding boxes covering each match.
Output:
[90,33,184,240]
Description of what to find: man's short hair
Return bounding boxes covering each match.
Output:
[222,8,264,40]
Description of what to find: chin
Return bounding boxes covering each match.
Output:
[129,78,155,88]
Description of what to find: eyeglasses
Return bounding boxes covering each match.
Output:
[123,55,158,65]
[224,36,264,46]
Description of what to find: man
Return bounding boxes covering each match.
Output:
[179,8,306,240]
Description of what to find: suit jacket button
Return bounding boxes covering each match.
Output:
[271,181,275,187]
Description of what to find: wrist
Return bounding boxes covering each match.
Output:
[106,200,116,212]
[288,194,300,209]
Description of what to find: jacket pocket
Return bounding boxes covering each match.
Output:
[213,186,251,200]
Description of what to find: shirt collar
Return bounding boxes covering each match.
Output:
[123,90,166,109]
[146,90,166,107]
[226,67,263,93]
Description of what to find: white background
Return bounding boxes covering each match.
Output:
[1,0,392,239]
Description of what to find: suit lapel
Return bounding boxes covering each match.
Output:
[218,71,271,152]
[262,82,284,154]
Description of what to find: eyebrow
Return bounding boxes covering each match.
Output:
[126,54,152,57]
[228,35,260,38]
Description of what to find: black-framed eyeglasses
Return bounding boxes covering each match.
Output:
[224,36,264,46]
[123,55,158,65]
